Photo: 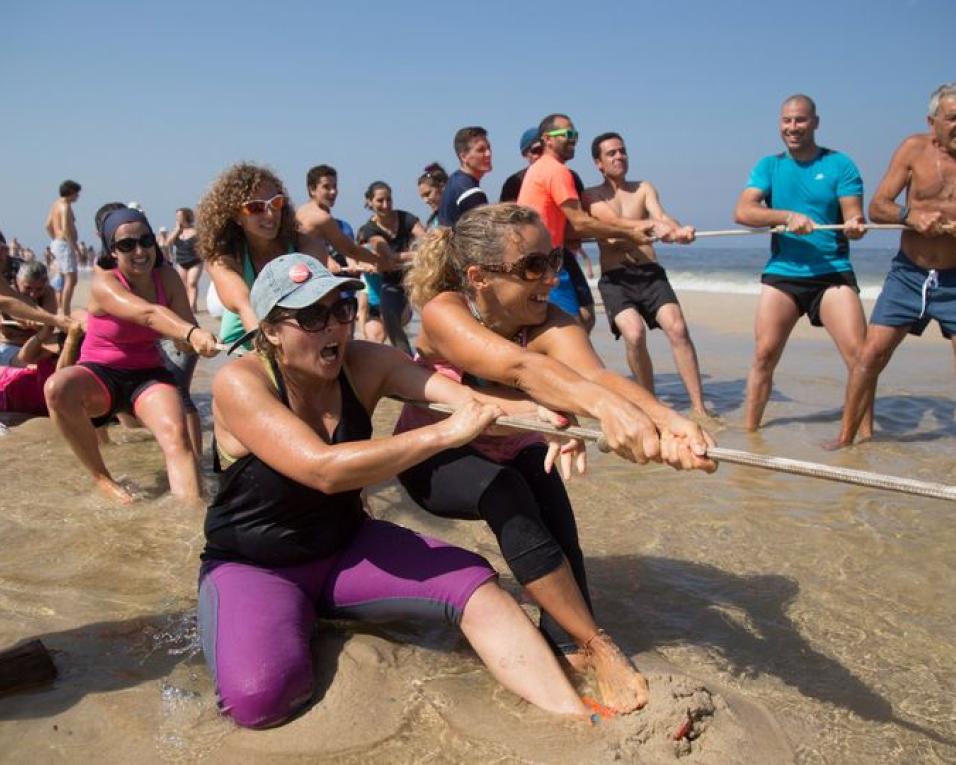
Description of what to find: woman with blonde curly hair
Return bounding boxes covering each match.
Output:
[197,163,327,347]
[397,203,718,714]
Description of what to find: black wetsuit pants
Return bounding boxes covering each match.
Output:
[399,443,591,654]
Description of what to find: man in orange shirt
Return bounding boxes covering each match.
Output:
[517,114,667,327]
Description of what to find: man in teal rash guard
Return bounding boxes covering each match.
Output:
[733,94,871,434]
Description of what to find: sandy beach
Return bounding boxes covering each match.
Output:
[0,278,954,764]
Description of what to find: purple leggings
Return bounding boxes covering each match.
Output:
[197,517,495,728]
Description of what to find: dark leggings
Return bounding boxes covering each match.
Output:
[399,443,590,654]
[380,282,412,356]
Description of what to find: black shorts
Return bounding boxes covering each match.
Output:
[761,271,859,327]
[366,304,382,320]
[78,362,177,427]
[598,263,678,338]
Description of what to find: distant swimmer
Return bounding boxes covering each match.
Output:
[44,179,81,315]
[734,94,869,432]
[828,83,956,448]
[198,253,590,727]
[585,132,710,417]
[44,207,218,504]
[437,126,491,227]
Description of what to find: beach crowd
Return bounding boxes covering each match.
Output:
[0,83,953,729]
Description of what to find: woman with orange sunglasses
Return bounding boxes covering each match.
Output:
[197,163,329,348]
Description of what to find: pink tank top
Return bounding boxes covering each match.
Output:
[394,354,544,463]
[79,270,168,369]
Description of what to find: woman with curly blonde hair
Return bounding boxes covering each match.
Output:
[197,163,327,347]
[398,203,718,714]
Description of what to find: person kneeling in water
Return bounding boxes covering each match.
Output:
[199,253,591,728]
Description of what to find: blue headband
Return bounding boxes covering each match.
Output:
[102,208,153,248]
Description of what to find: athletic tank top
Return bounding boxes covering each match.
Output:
[218,243,295,345]
[78,269,168,369]
[201,356,370,567]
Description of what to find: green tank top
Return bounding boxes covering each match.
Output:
[218,243,295,346]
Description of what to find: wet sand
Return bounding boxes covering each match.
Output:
[1,279,954,763]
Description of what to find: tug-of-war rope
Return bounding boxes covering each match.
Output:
[401,401,956,504]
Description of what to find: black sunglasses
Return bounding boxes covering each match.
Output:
[280,296,358,332]
[481,248,563,281]
[112,233,157,253]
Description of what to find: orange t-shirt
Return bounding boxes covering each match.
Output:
[516,154,578,247]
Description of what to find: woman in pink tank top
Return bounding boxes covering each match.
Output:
[397,204,719,715]
[44,208,219,505]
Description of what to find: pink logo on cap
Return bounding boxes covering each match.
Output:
[289,263,311,284]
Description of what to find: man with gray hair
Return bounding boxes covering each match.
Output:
[0,261,58,367]
[827,83,956,448]
[734,94,868,432]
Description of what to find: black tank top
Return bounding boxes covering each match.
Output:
[201,358,370,567]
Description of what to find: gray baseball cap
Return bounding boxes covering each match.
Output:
[228,252,363,353]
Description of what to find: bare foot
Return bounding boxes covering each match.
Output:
[587,631,649,713]
[821,435,851,451]
[93,475,135,505]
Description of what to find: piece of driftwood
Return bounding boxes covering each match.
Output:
[0,639,58,695]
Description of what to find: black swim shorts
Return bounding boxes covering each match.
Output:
[78,362,177,427]
[598,263,678,338]
[760,271,859,327]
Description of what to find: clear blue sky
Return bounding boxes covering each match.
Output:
[2,0,952,252]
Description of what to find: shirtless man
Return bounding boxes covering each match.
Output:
[828,83,956,448]
[585,133,709,416]
[44,179,81,315]
[295,164,386,274]
[734,95,868,432]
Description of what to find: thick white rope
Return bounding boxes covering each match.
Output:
[403,401,956,503]
[693,223,908,238]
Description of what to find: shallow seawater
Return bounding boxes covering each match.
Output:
[0,308,954,763]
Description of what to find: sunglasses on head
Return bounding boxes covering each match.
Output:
[279,296,358,332]
[112,233,157,253]
[544,128,578,140]
[481,248,563,281]
[240,194,287,216]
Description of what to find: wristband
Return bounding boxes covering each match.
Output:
[185,325,199,344]
[898,206,910,225]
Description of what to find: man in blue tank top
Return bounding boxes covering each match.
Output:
[734,94,871,434]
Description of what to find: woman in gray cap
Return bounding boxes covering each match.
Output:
[201,252,599,728]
